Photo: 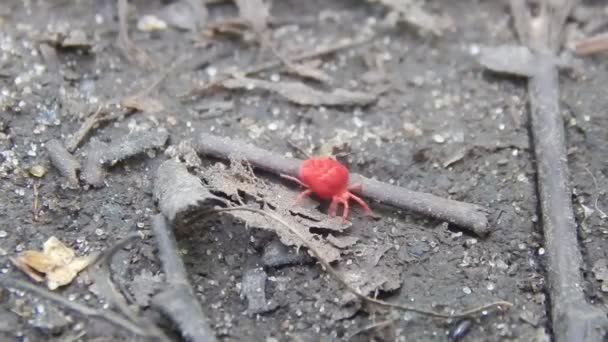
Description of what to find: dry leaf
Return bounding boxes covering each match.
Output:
[121,95,165,113]
[201,160,349,262]
[235,0,270,33]
[222,76,376,106]
[11,236,96,290]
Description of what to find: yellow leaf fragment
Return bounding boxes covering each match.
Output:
[11,236,95,290]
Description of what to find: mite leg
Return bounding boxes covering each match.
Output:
[339,198,350,223]
[328,197,339,217]
[349,193,374,216]
[280,174,307,188]
[295,189,313,204]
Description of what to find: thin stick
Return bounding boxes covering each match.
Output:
[65,105,105,152]
[507,1,608,341]
[32,181,40,222]
[150,214,218,342]
[116,0,155,69]
[575,32,608,56]
[213,206,512,319]
[0,277,150,337]
[193,133,491,236]
[180,35,372,98]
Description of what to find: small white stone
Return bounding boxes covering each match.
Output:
[267,122,278,131]
[538,247,545,256]
[469,44,480,56]
[432,134,445,144]
[463,286,472,294]
[137,15,167,32]
[0,230,7,238]
[206,67,217,78]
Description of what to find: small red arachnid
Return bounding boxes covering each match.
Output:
[282,157,374,222]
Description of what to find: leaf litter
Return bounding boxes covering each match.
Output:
[154,157,512,318]
[201,157,348,262]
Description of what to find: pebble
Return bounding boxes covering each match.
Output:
[137,15,167,32]
[262,241,311,267]
[0,230,7,238]
[433,134,445,144]
[241,267,277,315]
[462,286,472,294]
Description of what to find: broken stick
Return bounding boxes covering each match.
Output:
[150,214,218,342]
[478,1,608,341]
[192,133,490,236]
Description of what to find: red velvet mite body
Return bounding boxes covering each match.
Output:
[282,157,374,223]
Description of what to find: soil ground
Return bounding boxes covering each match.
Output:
[0,0,607,341]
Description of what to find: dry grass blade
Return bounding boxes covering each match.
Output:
[117,0,156,69]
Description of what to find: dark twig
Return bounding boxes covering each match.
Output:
[496,1,608,341]
[192,133,491,236]
[150,214,218,342]
[0,277,149,337]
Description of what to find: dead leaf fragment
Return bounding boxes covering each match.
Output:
[222,76,376,106]
[121,95,165,113]
[11,236,96,290]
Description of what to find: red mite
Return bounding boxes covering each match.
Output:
[282,157,374,222]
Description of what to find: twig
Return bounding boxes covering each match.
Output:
[575,32,608,55]
[192,133,491,236]
[213,206,512,318]
[32,181,40,222]
[116,0,155,69]
[150,214,218,342]
[180,35,372,98]
[64,105,106,152]
[505,1,608,341]
[0,277,150,337]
